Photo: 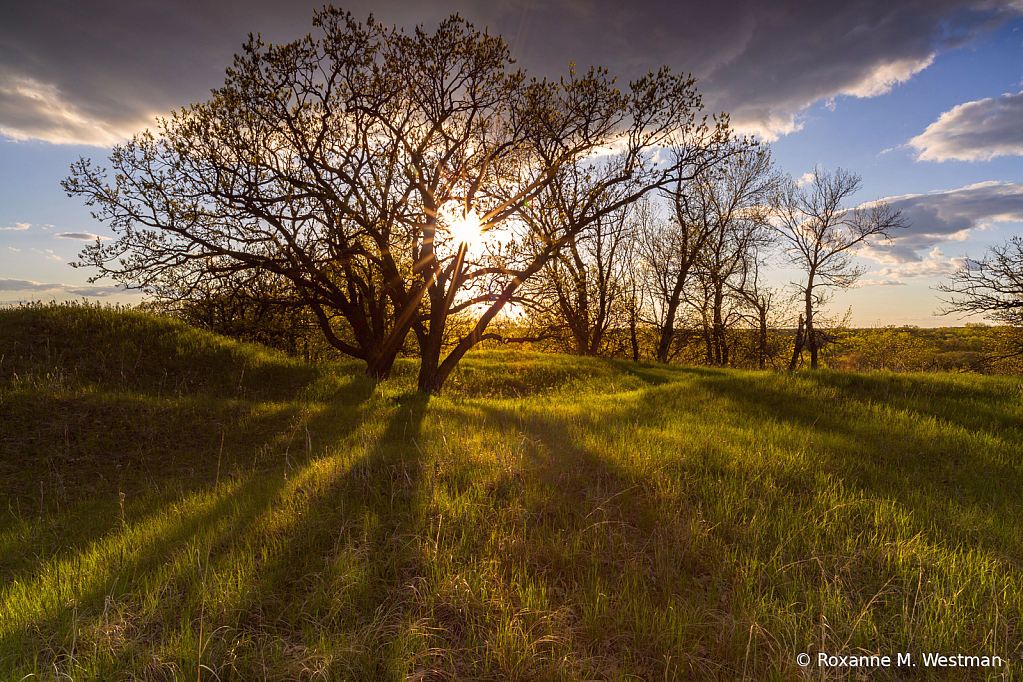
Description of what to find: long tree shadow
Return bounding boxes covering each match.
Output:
[0,373,379,583]
[194,390,435,679]
[675,369,1023,512]
[6,358,1020,679]
[0,375,379,677]
[466,371,1023,678]
[463,397,732,679]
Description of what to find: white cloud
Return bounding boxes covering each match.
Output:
[855,279,909,287]
[796,172,815,186]
[860,181,1023,265]
[0,278,134,297]
[1,222,30,230]
[31,248,62,261]
[65,284,135,297]
[0,74,130,146]
[7,247,20,252]
[54,232,109,241]
[839,53,935,98]
[728,109,806,143]
[909,90,1023,161]
[871,247,968,279]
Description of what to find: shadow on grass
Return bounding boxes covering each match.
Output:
[0,377,381,678]
[662,369,1023,552]
[466,398,727,679]
[607,359,685,386]
[202,390,433,679]
[0,376,379,577]
[4,354,1021,679]
[467,375,1023,678]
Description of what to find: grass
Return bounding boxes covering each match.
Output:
[1,302,1021,680]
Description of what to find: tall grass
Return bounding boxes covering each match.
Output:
[1,303,1020,680]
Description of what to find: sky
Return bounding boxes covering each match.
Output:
[1,0,1022,326]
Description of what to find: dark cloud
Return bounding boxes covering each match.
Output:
[1,1,1020,144]
[0,278,61,292]
[861,181,1023,264]
[0,278,132,296]
[909,90,1023,161]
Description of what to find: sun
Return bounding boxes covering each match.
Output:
[445,206,483,248]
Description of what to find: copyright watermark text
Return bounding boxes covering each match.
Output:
[797,652,1006,668]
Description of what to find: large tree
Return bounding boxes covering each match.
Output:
[771,167,909,369]
[65,8,728,393]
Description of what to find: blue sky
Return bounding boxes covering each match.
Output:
[1,0,1022,326]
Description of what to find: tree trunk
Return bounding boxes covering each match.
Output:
[758,309,768,370]
[788,314,805,371]
[655,265,692,363]
[703,310,713,365]
[712,288,725,365]
[630,307,640,362]
[366,348,399,379]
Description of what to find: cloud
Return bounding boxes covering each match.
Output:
[1,222,30,230]
[908,90,1023,161]
[855,279,909,287]
[0,278,134,297]
[686,1,1020,140]
[7,247,19,252]
[31,248,62,261]
[1,1,1021,145]
[0,278,62,292]
[871,248,968,279]
[0,75,130,146]
[859,181,1023,265]
[65,285,134,297]
[54,232,108,241]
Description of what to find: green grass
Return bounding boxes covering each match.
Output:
[2,303,1021,680]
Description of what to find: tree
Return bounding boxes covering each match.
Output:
[65,8,726,393]
[638,140,768,364]
[517,204,632,356]
[690,146,777,365]
[771,167,909,369]
[730,252,785,369]
[938,236,1023,364]
[937,236,1023,327]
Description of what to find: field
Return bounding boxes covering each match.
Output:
[1,304,1021,680]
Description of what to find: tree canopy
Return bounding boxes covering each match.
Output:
[65,7,731,392]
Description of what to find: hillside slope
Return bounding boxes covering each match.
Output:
[1,304,1021,680]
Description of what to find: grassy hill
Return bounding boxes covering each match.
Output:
[1,303,1021,680]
